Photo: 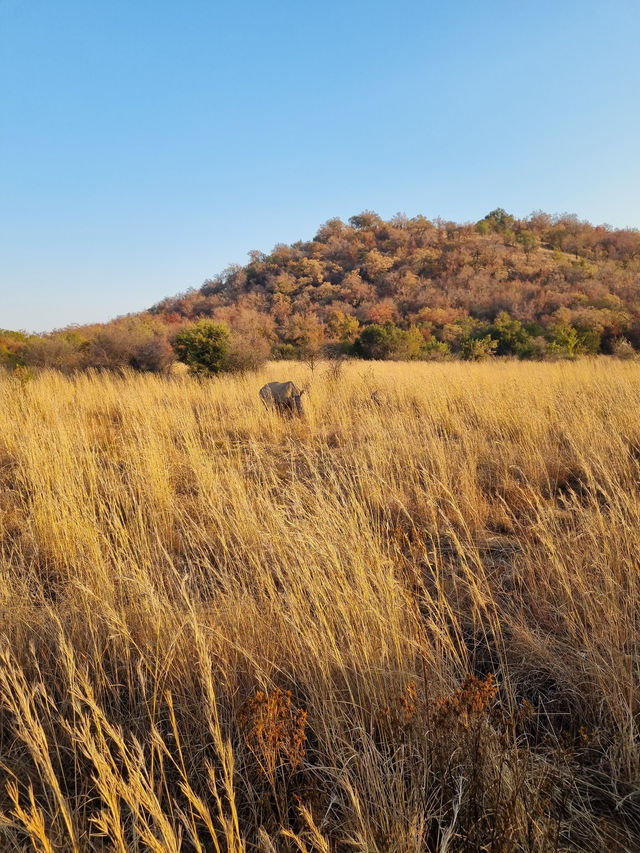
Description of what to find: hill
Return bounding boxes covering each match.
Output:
[4,209,640,371]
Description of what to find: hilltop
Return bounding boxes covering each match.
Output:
[3,209,640,371]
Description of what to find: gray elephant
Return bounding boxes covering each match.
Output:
[259,381,305,416]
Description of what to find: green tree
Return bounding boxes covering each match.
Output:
[399,326,427,360]
[517,230,539,258]
[354,324,397,359]
[460,335,498,361]
[173,320,231,375]
[327,310,360,344]
[546,324,584,358]
[489,312,532,357]
[481,208,515,233]
[423,338,451,360]
[354,323,425,360]
[576,328,601,354]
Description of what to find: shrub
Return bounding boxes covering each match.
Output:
[422,338,451,360]
[0,330,28,368]
[226,333,270,373]
[23,331,89,373]
[489,312,533,357]
[85,320,174,372]
[354,322,425,360]
[546,324,585,359]
[173,319,231,376]
[130,336,175,373]
[354,324,393,359]
[460,334,498,360]
[285,313,326,371]
[12,364,33,385]
[613,337,637,360]
[272,342,298,360]
[88,324,142,370]
[576,327,602,355]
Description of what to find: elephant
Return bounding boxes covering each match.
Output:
[259,381,305,416]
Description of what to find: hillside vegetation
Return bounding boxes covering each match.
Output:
[4,209,640,371]
[0,361,639,850]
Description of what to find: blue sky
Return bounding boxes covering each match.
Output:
[1,0,639,332]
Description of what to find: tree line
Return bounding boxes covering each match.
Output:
[3,208,640,374]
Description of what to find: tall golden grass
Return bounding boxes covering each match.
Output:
[0,360,639,851]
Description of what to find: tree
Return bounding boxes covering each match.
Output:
[349,211,383,231]
[366,302,397,325]
[212,305,273,372]
[88,323,141,370]
[342,271,374,307]
[546,324,583,359]
[354,324,394,359]
[286,313,325,372]
[489,312,532,356]
[362,249,394,280]
[460,335,498,360]
[0,330,28,368]
[23,332,88,373]
[86,318,173,372]
[397,326,427,360]
[315,218,345,242]
[517,230,538,258]
[131,336,175,373]
[327,310,359,345]
[481,208,515,232]
[354,323,425,360]
[173,320,231,376]
[423,338,451,360]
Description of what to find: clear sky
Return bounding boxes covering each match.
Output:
[1,0,639,333]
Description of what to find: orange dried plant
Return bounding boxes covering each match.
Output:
[238,688,307,780]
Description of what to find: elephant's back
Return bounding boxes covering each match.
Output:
[260,381,297,399]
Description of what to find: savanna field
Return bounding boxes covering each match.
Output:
[0,361,639,852]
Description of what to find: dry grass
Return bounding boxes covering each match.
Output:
[0,360,639,851]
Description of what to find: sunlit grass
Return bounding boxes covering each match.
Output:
[0,360,638,850]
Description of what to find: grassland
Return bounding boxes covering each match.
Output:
[0,360,639,851]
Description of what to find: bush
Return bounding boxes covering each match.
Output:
[489,312,533,357]
[576,327,602,355]
[131,336,175,373]
[613,337,638,360]
[85,320,174,373]
[0,330,28,368]
[88,324,142,370]
[422,338,451,360]
[354,324,392,359]
[546,324,592,359]
[225,334,270,373]
[272,342,298,360]
[354,323,425,360]
[173,320,231,376]
[460,335,498,361]
[23,333,87,373]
